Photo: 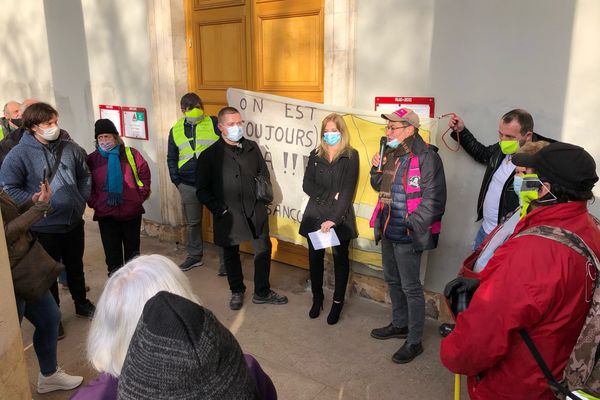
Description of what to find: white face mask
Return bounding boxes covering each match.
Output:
[38,125,60,141]
[226,125,243,142]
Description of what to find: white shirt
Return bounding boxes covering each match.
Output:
[474,210,521,272]
[481,155,515,234]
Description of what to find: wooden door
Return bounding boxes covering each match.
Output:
[186,0,324,268]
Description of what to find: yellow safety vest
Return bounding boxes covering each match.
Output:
[0,124,5,141]
[171,117,219,169]
[124,146,144,187]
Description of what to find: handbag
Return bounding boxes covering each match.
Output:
[11,238,63,302]
[230,141,273,204]
[255,174,273,204]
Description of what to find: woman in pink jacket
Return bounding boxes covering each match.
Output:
[87,119,151,275]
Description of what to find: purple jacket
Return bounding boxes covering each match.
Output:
[70,373,117,400]
[71,355,276,400]
[87,146,151,221]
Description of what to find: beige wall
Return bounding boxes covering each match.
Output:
[354,0,600,291]
[0,212,31,399]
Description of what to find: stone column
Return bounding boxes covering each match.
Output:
[146,0,191,241]
[323,0,356,107]
[0,213,31,399]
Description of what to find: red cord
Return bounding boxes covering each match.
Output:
[439,112,461,152]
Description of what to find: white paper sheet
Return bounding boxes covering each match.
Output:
[308,228,341,250]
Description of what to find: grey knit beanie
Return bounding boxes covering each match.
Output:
[117,291,256,400]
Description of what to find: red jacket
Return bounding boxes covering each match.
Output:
[440,201,600,400]
[87,147,151,221]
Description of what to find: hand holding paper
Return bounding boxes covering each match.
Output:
[308,228,341,250]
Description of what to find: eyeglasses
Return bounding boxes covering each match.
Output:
[386,124,410,131]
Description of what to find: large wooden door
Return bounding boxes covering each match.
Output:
[186,0,324,268]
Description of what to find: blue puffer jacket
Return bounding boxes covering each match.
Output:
[0,132,91,233]
[370,133,447,251]
[380,155,411,243]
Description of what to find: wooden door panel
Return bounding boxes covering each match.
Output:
[198,22,246,87]
[189,4,250,112]
[253,0,323,102]
[257,13,322,90]
[194,0,245,10]
[187,0,323,269]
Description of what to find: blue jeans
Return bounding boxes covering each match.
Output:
[16,291,61,375]
[381,239,424,344]
[471,224,488,251]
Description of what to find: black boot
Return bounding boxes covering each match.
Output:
[327,300,344,325]
[309,293,324,319]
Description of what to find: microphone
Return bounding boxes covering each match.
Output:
[376,136,387,173]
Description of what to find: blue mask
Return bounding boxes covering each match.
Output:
[387,138,400,149]
[226,125,243,142]
[513,175,523,198]
[323,131,341,146]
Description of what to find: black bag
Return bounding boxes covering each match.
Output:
[255,175,273,204]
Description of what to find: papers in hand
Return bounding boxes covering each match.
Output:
[308,228,341,250]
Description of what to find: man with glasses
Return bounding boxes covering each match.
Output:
[447,109,553,250]
[195,107,288,310]
[369,108,447,363]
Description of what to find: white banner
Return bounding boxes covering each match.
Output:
[227,88,438,266]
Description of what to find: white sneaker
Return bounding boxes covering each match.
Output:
[37,367,83,393]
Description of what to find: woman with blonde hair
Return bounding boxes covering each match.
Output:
[299,113,359,324]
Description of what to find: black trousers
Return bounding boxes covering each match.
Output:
[37,220,87,306]
[97,216,142,275]
[223,235,272,297]
[308,239,350,302]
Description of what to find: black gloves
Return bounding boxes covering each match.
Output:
[443,277,480,299]
[444,277,480,316]
[214,205,229,216]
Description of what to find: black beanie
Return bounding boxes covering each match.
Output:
[118,291,256,400]
[94,119,119,139]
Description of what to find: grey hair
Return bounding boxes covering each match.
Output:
[87,254,201,377]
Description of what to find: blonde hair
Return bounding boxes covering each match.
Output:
[316,113,352,160]
[87,255,200,377]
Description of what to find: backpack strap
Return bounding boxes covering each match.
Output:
[516,220,600,398]
[124,146,144,188]
[514,225,600,273]
[519,329,579,399]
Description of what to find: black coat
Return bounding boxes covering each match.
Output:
[196,138,270,247]
[451,128,555,223]
[299,148,359,241]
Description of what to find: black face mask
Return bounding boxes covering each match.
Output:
[10,118,23,127]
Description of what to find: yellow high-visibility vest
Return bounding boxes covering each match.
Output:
[171,117,219,169]
[0,125,5,141]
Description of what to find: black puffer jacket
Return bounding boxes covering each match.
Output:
[451,128,555,223]
[370,133,447,251]
[299,148,359,241]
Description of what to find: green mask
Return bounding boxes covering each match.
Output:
[499,140,519,155]
[519,173,541,218]
[185,108,204,124]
